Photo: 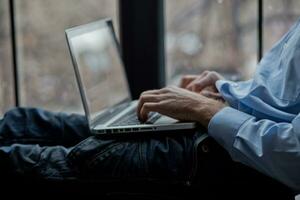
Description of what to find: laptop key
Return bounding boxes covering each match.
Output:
[109,111,160,127]
[145,113,161,124]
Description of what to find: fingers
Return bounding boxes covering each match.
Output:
[201,85,218,93]
[137,89,170,121]
[201,90,224,101]
[179,75,198,88]
[137,94,160,120]
[185,71,223,93]
[139,89,164,96]
[137,86,199,122]
[139,102,160,122]
[186,73,213,92]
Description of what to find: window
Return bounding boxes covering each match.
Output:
[263,0,300,53]
[15,0,118,113]
[3,0,298,115]
[165,0,258,82]
[0,0,14,116]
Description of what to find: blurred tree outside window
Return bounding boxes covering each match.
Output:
[264,0,300,53]
[0,0,15,116]
[165,0,258,82]
[15,0,118,113]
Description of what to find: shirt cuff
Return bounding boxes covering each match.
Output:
[208,107,254,154]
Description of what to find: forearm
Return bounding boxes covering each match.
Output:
[208,107,300,191]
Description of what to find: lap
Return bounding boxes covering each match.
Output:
[68,131,205,183]
[0,107,205,183]
[2,134,295,199]
[0,108,293,198]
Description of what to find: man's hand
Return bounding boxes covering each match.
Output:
[137,86,226,128]
[180,71,224,94]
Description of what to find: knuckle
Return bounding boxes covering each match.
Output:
[207,74,214,83]
[140,91,147,97]
[210,71,218,78]
[140,95,147,101]
[160,88,166,93]
[157,101,164,107]
[164,87,172,92]
[203,70,210,75]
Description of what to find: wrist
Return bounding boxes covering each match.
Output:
[193,100,227,128]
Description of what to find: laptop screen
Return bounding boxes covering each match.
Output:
[67,19,130,123]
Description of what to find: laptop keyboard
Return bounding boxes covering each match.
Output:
[109,110,161,127]
[93,102,131,125]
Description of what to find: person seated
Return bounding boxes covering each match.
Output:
[1,16,300,199]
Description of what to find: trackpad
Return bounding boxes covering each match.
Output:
[154,115,178,124]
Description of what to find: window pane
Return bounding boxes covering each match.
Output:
[15,0,118,113]
[0,0,14,115]
[165,0,258,82]
[263,0,300,53]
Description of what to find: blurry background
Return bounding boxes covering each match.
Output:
[166,0,257,82]
[15,0,118,113]
[0,0,299,116]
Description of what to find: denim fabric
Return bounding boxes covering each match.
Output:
[0,107,90,179]
[68,133,204,184]
[0,107,204,184]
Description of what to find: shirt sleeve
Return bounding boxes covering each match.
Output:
[208,107,300,192]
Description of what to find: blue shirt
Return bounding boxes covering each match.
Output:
[208,18,300,191]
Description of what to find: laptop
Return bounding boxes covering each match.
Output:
[65,18,197,136]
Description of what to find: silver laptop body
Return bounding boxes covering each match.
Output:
[65,18,196,135]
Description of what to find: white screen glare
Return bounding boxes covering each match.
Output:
[70,24,130,121]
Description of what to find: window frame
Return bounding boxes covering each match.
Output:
[119,0,165,99]
[9,0,19,106]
